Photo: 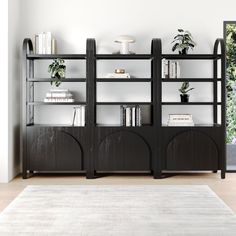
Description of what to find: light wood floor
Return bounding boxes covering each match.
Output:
[0,173,236,213]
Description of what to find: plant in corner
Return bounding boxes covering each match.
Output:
[48,58,66,87]
[178,82,194,103]
[172,29,196,54]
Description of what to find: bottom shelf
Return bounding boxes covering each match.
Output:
[27,124,86,127]
[162,124,221,128]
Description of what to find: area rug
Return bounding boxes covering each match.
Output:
[0,185,236,235]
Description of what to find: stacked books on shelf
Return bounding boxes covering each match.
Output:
[162,59,180,78]
[44,89,74,103]
[105,69,131,78]
[167,114,194,126]
[34,32,57,54]
[72,106,86,126]
[120,105,141,126]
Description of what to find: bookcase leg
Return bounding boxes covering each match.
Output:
[86,170,96,179]
[213,170,217,173]
[221,170,225,179]
[22,171,28,179]
[153,171,162,179]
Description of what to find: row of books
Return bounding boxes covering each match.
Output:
[72,106,86,126]
[44,89,75,103]
[120,105,142,126]
[162,59,180,78]
[35,32,56,54]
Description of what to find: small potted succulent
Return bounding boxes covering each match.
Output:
[48,58,66,87]
[172,29,196,54]
[179,82,194,103]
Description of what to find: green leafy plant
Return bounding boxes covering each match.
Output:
[48,58,66,87]
[226,24,236,143]
[178,82,194,94]
[172,29,196,54]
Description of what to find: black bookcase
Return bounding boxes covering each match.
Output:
[22,38,226,179]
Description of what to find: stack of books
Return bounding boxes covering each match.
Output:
[120,105,141,126]
[44,89,74,103]
[162,59,180,78]
[34,32,56,54]
[105,73,131,78]
[167,114,194,126]
[72,106,86,126]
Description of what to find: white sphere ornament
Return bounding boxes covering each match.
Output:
[114,35,136,54]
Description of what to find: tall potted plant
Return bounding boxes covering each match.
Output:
[178,82,194,103]
[172,29,196,54]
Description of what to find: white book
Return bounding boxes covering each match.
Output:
[38,33,43,54]
[50,89,69,93]
[46,32,52,54]
[137,106,141,126]
[81,105,85,126]
[35,35,39,54]
[132,106,136,126]
[168,122,194,127]
[44,98,74,103]
[77,106,81,126]
[105,73,131,78]
[125,107,131,126]
[42,32,46,54]
[176,62,181,78]
[46,92,73,98]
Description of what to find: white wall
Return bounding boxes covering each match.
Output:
[0,0,9,183]
[8,0,22,181]
[2,0,236,181]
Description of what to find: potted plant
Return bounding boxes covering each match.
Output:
[178,82,194,102]
[172,29,196,54]
[48,58,66,87]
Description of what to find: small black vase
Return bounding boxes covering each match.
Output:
[180,94,189,103]
[179,48,188,55]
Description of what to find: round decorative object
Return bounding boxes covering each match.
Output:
[115,69,125,74]
[114,35,136,54]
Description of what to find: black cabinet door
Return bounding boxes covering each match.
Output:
[27,127,83,171]
[96,130,151,171]
[166,130,218,170]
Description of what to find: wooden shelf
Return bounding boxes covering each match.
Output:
[96,54,152,60]
[162,78,222,82]
[27,102,86,105]
[96,102,152,105]
[162,54,222,60]
[162,124,221,128]
[27,54,86,60]
[27,78,86,82]
[97,78,152,82]
[162,102,221,105]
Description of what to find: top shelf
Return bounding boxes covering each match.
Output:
[27,54,86,60]
[96,54,153,60]
[162,54,222,60]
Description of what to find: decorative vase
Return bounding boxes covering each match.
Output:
[180,94,189,103]
[179,48,188,55]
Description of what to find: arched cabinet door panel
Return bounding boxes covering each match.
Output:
[166,130,218,170]
[96,131,151,171]
[28,128,83,171]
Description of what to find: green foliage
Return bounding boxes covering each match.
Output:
[48,58,66,87]
[226,24,236,143]
[178,82,194,94]
[172,29,196,54]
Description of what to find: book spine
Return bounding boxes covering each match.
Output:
[38,33,43,54]
[132,106,136,126]
[35,35,39,54]
[46,32,52,54]
[51,38,57,54]
[177,62,180,78]
[77,106,81,126]
[42,32,46,54]
[120,105,124,126]
[125,107,131,126]
[72,108,76,126]
[138,106,142,126]
[81,105,85,126]
[46,92,72,98]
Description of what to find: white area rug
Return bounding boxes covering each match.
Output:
[0,185,236,235]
